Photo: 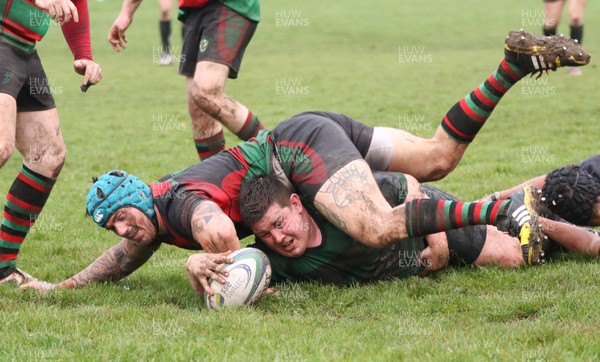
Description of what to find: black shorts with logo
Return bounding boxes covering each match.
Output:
[0,41,55,111]
[179,2,258,78]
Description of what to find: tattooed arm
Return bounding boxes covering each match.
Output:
[190,200,240,253]
[22,237,160,290]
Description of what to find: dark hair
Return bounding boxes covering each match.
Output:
[541,164,600,225]
[239,175,293,227]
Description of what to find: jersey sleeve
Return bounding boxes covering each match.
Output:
[167,190,207,238]
[61,0,92,60]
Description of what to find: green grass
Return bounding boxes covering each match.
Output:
[2,0,600,360]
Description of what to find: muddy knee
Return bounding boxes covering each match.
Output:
[25,143,66,179]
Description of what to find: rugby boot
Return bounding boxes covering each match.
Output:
[496,185,547,265]
[504,30,591,78]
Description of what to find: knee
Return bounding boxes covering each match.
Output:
[422,155,458,181]
[49,143,67,176]
[0,142,15,167]
[28,143,66,179]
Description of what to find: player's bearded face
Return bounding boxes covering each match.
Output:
[106,207,157,243]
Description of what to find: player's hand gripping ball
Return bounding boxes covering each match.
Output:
[204,248,271,311]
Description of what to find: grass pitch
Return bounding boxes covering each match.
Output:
[1,0,600,360]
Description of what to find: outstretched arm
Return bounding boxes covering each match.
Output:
[190,200,241,253]
[23,237,160,291]
[540,217,600,256]
[491,175,547,200]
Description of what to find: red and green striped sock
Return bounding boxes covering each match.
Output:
[405,199,511,237]
[195,130,225,161]
[235,111,264,141]
[441,59,526,143]
[0,165,55,278]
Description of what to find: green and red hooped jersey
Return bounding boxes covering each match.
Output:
[178,0,260,22]
[149,150,256,250]
[249,172,422,285]
[0,0,51,51]
[148,111,375,250]
[243,111,374,205]
[252,220,422,285]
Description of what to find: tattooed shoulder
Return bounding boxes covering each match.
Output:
[192,201,222,233]
[195,200,223,215]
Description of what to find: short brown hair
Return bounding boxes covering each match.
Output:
[239,175,293,227]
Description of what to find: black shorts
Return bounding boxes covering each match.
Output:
[270,111,375,203]
[420,184,487,266]
[179,2,258,78]
[0,41,55,112]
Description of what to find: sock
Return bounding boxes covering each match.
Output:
[570,25,583,44]
[441,60,525,143]
[543,26,557,36]
[160,20,171,53]
[234,111,264,141]
[405,199,511,237]
[0,165,55,278]
[195,130,225,160]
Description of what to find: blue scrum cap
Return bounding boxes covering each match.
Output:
[86,170,155,227]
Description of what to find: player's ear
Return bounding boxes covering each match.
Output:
[289,193,303,212]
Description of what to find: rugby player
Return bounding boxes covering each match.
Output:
[0,0,103,285]
[485,154,600,226]
[108,0,263,159]
[183,174,596,290]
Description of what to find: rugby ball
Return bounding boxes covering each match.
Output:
[204,248,271,311]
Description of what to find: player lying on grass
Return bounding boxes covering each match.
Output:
[20,162,537,291]
[484,154,600,226]
[185,173,600,295]
[23,170,599,294]
[13,30,589,289]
